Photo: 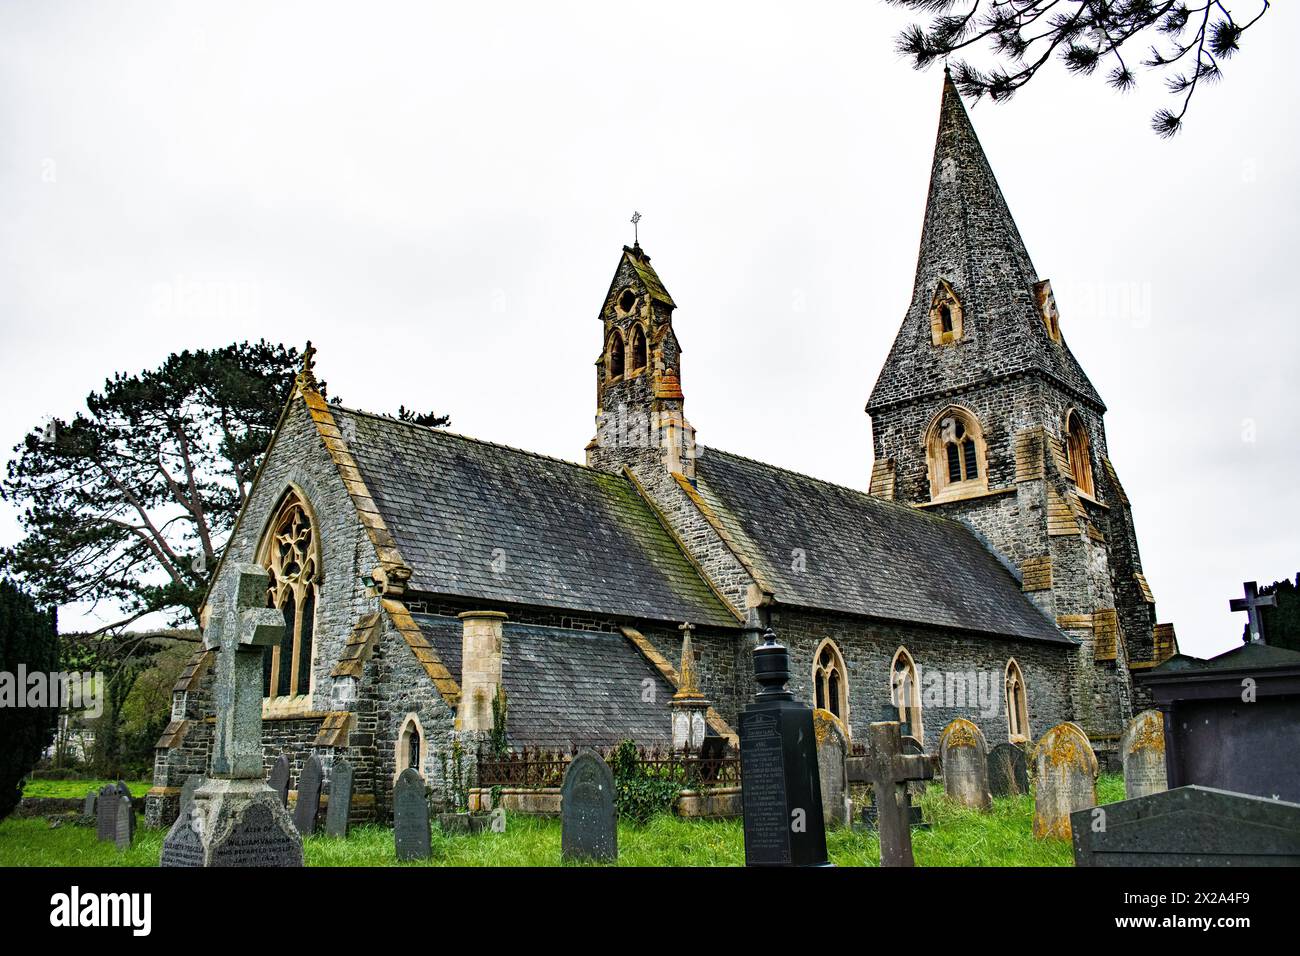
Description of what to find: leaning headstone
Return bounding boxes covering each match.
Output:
[1073,786,1300,866]
[95,784,118,842]
[159,564,303,867]
[393,767,431,861]
[987,743,1029,797]
[293,754,324,835]
[739,624,828,867]
[1121,710,1168,800]
[1031,722,1097,840]
[813,710,851,828]
[561,749,617,862]
[114,795,135,851]
[82,790,97,824]
[939,718,991,810]
[176,774,204,827]
[268,754,291,808]
[325,759,354,838]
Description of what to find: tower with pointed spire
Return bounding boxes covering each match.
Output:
[866,72,1170,741]
[586,241,696,480]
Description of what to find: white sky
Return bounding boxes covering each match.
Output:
[1,2,1295,657]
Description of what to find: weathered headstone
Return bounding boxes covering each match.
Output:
[268,754,291,808]
[1031,721,1097,840]
[938,718,991,810]
[114,795,135,850]
[1073,786,1300,866]
[561,749,617,862]
[865,721,934,866]
[95,784,118,842]
[739,624,828,867]
[325,759,354,838]
[393,767,431,861]
[82,790,97,824]
[159,564,303,867]
[987,742,1029,797]
[1121,710,1168,800]
[293,754,324,835]
[813,709,851,828]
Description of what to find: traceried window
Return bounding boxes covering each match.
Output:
[1065,410,1094,497]
[259,490,319,699]
[926,407,988,501]
[812,640,848,723]
[607,330,625,380]
[630,324,648,372]
[890,647,923,742]
[1005,659,1030,742]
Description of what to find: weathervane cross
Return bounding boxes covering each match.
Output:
[631,211,641,245]
[1229,580,1276,644]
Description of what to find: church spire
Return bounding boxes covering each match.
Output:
[867,72,1103,413]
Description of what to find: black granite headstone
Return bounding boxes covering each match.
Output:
[293,754,323,835]
[1072,785,1300,866]
[159,814,204,867]
[739,625,828,867]
[987,742,1029,797]
[114,795,135,850]
[393,768,431,861]
[208,801,304,867]
[269,754,291,808]
[325,759,354,838]
[561,750,617,862]
[95,785,118,842]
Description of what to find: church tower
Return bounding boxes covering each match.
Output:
[866,73,1173,744]
[586,242,696,479]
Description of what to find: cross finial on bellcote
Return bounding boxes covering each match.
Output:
[630,210,641,246]
[1230,580,1276,644]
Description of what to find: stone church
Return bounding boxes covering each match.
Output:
[147,73,1177,825]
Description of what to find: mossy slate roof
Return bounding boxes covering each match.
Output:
[693,448,1070,644]
[416,614,682,748]
[336,408,735,628]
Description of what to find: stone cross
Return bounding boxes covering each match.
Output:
[204,563,285,778]
[1230,581,1276,644]
[867,721,933,867]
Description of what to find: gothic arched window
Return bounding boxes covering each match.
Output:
[397,714,425,780]
[607,330,625,381]
[926,407,988,501]
[630,324,648,372]
[929,279,963,345]
[1065,410,1094,497]
[1005,659,1030,742]
[812,640,848,724]
[258,490,320,699]
[890,647,923,742]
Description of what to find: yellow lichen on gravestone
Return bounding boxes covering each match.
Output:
[1030,722,1098,840]
[939,717,980,750]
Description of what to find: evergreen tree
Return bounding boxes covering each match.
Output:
[0,579,58,820]
[1249,575,1300,652]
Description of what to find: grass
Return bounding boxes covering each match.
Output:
[22,779,152,800]
[0,773,1127,867]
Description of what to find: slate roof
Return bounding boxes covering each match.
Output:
[693,447,1070,644]
[1141,641,1300,678]
[415,614,685,748]
[868,72,1103,411]
[336,408,736,628]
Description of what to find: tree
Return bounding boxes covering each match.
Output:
[0,579,58,820]
[887,1,1270,136]
[1248,575,1299,652]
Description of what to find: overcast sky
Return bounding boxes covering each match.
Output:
[1,2,1295,657]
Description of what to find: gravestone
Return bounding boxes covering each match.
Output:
[82,790,97,823]
[176,774,204,827]
[325,758,354,838]
[739,624,828,867]
[268,754,291,808]
[813,709,851,828]
[864,721,934,866]
[293,754,324,835]
[393,767,431,861]
[95,784,118,842]
[159,564,303,867]
[1121,710,1168,800]
[561,749,617,862]
[938,718,991,810]
[114,795,135,850]
[1031,722,1097,840]
[1073,786,1300,866]
[987,743,1029,797]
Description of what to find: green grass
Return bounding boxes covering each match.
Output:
[1,773,1127,867]
[22,779,151,800]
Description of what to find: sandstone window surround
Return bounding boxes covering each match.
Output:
[890,646,924,743]
[616,286,637,316]
[812,639,849,728]
[929,278,963,346]
[257,487,320,707]
[1064,409,1095,498]
[607,329,625,381]
[925,406,989,503]
[396,713,426,784]
[1005,658,1030,743]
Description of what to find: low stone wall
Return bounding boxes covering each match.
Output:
[14,796,146,820]
[676,787,742,819]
